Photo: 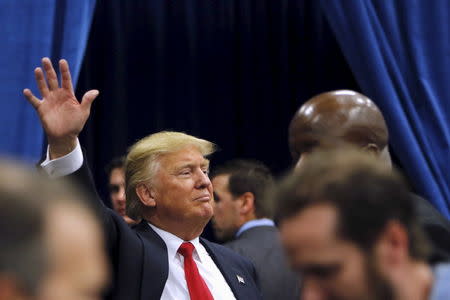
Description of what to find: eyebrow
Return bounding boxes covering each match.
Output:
[175,160,210,170]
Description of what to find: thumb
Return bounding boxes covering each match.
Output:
[81,89,99,111]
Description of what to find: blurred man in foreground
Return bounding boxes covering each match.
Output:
[288,90,450,263]
[274,149,450,300]
[212,159,300,300]
[0,161,108,300]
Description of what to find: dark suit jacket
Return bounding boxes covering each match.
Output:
[225,226,300,300]
[70,159,262,300]
[412,194,450,264]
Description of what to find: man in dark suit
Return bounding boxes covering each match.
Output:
[288,89,450,263]
[211,160,300,300]
[24,57,262,300]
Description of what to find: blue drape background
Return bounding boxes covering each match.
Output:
[1,0,448,218]
[321,0,450,218]
[0,0,96,162]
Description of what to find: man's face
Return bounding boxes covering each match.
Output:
[211,174,241,241]
[151,145,214,225]
[109,167,126,216]
[38,205,108,300]
[280,204,393,300]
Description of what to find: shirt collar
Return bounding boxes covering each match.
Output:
[235,218,275,237]
[148,223,205,262]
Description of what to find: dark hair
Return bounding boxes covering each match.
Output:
[105,156,125,178]
[274,148,429,260]
[212,159,274,218]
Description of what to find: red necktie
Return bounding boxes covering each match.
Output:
[178,242,214,300]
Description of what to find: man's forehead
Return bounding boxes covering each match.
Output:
[281,205,339,249]
[159,146,210,167]
[280,205,358,265]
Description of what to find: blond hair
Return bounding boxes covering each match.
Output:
[125,131,216,219]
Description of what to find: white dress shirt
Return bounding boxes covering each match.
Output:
[41,139,83,178]
[150,224,236,300]
[41,140,237,299]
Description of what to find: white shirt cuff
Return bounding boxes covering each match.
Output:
[40,139,83,179]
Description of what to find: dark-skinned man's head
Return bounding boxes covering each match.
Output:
[289,90,391,170]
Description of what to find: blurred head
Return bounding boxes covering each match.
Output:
[289,90,390,171]
[38,201,109,300]
[274,149,429,300]
[126,131,216,237]
[211,160,274,242]
[0,161,108,300]
[106,157,126,216]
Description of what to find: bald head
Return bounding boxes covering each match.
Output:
[289,90,390,168]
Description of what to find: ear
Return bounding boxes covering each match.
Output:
[374,220,409,269]
[362,143,381,156]
[238,192,255,215]
[135,183,156,208]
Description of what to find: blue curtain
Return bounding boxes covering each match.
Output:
[321,0,450,217]
[0,0,96,163]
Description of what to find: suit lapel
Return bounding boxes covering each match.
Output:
[201,239,249,299]
[134,221,169,300]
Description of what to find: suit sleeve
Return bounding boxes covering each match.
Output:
[39,143,118,251]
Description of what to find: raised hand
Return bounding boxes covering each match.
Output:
[23,58,99,159]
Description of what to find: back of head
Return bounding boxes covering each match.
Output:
[289,90,389,165]
[274,148,429,260]
[0,161,48,298]
[125,131,216,220]
[212,159,274,218]
[0,160,105,299]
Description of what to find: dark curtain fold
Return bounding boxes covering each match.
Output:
[0,0,96,162]
[321,0,450,218]
[76,0,359,211]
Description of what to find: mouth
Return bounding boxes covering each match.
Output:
[194,195,211,202]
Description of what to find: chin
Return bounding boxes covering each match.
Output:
[198,204,214,219]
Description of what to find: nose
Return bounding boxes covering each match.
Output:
[196,169,211,189]
[118,185,126,203]
[294,155,306,172]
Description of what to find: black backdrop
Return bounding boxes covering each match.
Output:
[75,0,359,238]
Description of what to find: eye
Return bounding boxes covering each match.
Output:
[202,168,210,175]
[177,168,192,176]
[109,184,120,193]
[305,264,340,280]
[213,192,220,202]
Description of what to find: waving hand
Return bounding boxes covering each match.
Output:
[23,58,99,158]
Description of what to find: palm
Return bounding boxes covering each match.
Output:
[24,58,98,143]
[38,88,87,140]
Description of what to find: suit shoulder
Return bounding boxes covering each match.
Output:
[225,226,280,251]
[202,239,254,268]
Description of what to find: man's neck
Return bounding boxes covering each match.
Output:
[146,216,209,241]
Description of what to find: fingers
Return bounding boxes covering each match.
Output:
[23,89,41,109]
[34,67,49,97]
[81,90,99,111]
[42,57,59,91]
[59,59,74,93]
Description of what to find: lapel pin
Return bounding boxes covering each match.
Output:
[236,275,245,284]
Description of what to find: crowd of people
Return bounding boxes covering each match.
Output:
[1,57,449,300]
